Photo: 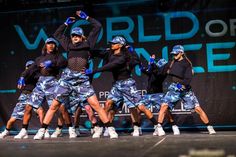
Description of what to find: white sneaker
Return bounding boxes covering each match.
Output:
[92,126,103,138]
[44,129,50,138]
[139,127,142,135]
[172,125,180,135]
[91,128,94,135]
[153,125,158,136]
[33,128,46,140]
[132,126,140,137]
[108,126,118,139]
[207,125,216,135]
[131,127,142,135]
[51,128,63,138]
[69,127,77,138]
[153,124,165,136]
[14,128,28,139]
[75,128,80,137]
[0,130,9,139]
[103,127,109,137]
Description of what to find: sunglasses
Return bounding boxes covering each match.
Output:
[46,42,56,45]
[71,34,82,38]
[172,52,183,56]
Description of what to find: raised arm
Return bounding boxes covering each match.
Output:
[76,11,102,49]
[53,17,76,51]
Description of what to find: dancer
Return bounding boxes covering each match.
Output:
[139,55,180,136]
[0,61,44,138]
[156,45,216,136]
[84,36,159,138]
[14,37,68,139]
[34,10,118,140]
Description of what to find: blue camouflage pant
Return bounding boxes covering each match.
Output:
[140,93,164,111]
[11,93,31,120]
[54,68,95,105]
[28,76,57,109]
[161,83,200,110]
[107,78,142,108]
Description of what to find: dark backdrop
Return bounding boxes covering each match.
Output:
[0,0,235,131]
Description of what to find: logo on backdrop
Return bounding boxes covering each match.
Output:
[15,11,236,78]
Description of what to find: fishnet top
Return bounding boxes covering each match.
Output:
[68,57,88,71]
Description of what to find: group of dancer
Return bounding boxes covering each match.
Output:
[0,10,216,140]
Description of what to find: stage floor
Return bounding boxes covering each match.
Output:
[0,131,235,157]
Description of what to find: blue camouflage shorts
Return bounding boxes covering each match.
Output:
[140,93,164,111]
[54,68,95,105]
[107,78,142,108]
[28,76,57,109]
[65,91,90,115]
[161,83,200,110]
[111,99,124,111]
[181,90,200,110]
[104,98,124,111]
[11,93,30,120]
[107,93,123,109]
